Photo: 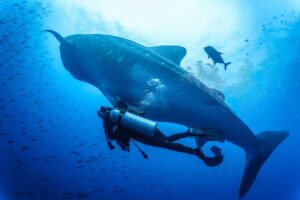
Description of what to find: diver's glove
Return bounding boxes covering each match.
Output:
[107,141,115,150]
[189,128,225,143]
[196,146,224,167]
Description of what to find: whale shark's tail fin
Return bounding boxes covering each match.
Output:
[239,131,289,198]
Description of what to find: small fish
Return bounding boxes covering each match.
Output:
[112,189,125,193]
[31,138,38,142]
[76,192,87,197]
[204,46,231,70]
[14,192,23,195]
[21,146,29,151]
[70,151,81,156]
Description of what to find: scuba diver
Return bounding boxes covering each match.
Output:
[97,105,225,167]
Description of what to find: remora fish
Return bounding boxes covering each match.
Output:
[46,30,288,198]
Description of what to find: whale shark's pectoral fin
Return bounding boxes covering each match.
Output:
[147,45,187,66]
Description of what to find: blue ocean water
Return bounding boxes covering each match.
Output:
[0,1,299,200]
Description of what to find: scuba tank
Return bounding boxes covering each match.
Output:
[109,108,157,137]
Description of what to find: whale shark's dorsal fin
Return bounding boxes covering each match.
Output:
[147,45,187,66]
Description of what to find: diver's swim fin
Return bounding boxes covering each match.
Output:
[191,128,225,143]
[197,146,224,167]
[202,128,225,143]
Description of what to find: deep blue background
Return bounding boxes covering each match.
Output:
[0,1,299,200]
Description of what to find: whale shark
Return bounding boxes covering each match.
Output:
[46,30,288,198]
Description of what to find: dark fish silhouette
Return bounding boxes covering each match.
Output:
[76,192,88,197]
[204,46,231,70]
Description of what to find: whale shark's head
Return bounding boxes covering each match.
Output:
[45,30,91,83]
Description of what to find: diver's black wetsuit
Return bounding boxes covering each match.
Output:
[100,106,224,166]
[119,125,202,155]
